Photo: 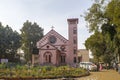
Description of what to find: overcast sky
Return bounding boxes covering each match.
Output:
[0,0,94,49]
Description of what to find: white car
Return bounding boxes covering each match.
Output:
[79,62,97,71]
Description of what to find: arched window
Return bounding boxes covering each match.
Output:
[49,55,51,63]
[73,27,77,34]
[74,49,77,54]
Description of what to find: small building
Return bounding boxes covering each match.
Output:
[77,49,89,62]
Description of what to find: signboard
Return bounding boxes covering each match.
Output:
[1,59,8,63]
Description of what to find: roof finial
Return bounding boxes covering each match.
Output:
[51,26,54,30]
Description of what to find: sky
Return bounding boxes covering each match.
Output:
[0,0,94,49]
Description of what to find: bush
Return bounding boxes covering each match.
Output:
[0,64,89,79]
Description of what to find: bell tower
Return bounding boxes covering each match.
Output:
[67,18,78,66]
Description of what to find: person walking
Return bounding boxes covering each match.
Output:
[115,63,118,71]
[118,63,120,74]
[96,63,99,71]
[113,62,116,70]
[106,63,109,70]
[99,63,103,71]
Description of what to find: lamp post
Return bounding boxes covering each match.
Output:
[30,41,35,66]
[30,41,33,64]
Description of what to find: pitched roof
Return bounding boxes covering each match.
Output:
[38,29,68,44]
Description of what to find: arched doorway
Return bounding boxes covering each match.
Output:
[44,52,52,63]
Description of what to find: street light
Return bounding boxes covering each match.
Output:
[30,41,33,64]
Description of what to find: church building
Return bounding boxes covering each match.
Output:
[36,18,79,66]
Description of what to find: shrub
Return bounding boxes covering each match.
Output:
[0,64,89,79]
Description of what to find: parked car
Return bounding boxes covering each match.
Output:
[79,62,97,71]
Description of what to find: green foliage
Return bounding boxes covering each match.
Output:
[0,23,21,62]
[85,32,106,62]
[0,64,89,79]
[84,0,105,32]
[85,0,120,63]
[105,0,120,26]
[20,20,44,62]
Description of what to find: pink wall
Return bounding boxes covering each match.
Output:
[67,18,78,66]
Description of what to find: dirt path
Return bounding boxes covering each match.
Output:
[77,70,120,80]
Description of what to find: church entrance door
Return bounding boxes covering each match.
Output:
[44,52,52,63]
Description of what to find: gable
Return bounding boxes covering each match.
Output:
[37,29,68,48]
[40,43,57,50]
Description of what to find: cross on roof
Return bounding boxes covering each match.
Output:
[51,26,54,29]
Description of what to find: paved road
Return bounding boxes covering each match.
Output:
[77,70,120,80]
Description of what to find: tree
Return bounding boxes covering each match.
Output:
[105,0,120,27]
[84,0,120,63]
[20,20,44,63]
[105,0,120,62]
[84,0,105,32]
[85,32,106,62]
[0,23,21,62]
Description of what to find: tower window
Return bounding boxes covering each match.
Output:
[73,39,77,44]
[73,29,77,34]
[74,49,77,54]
